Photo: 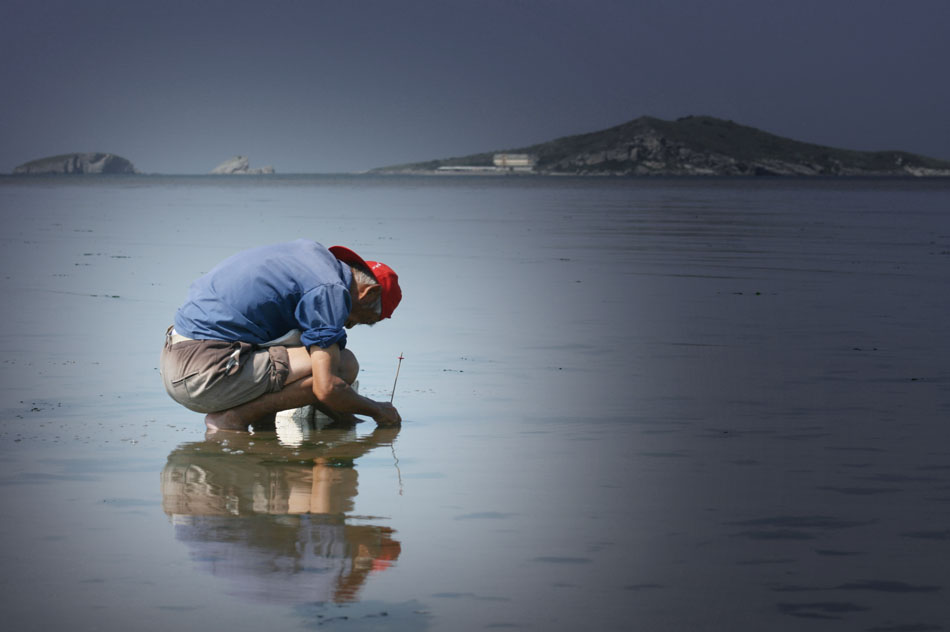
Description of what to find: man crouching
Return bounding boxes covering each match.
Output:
[160,239,402,432]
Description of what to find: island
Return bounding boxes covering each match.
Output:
[13,153,137,175]
[211,156,275,175]
[373,115,950,177]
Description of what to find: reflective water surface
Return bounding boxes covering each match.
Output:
[162,425,402,607]
[1,175,949,631]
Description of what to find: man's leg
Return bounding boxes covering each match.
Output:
[205,347,360,431]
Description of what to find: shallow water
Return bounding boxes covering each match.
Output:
[1,175,949,630]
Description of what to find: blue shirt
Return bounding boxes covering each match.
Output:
[174,239,353,349]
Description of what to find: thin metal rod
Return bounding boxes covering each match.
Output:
[390,353,404,403]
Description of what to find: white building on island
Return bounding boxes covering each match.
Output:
[435,153,537,174]
[492,153,536,171]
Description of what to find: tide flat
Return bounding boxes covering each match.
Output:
[1,175,948,631]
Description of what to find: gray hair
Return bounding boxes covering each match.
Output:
[352,267,382,315]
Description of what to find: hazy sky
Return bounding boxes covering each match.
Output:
[3,0,949,174]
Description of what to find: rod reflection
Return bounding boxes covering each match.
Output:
[161,424,401,605]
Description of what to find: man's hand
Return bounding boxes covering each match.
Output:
[372,402,401,425]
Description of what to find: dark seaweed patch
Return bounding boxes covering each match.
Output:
[819,486,901,495]
[531,556,592,564]
[835,580,940,593]
[777,601,870,619]
[453,512,517,520]
[815,549,864,557]
[901,529,950,541]
[734,529,815,540]
[623,583,663,591]
[728,515,874,530]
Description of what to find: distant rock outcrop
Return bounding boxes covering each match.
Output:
[375,116,950,177]
[211,156,275,175]
[14,152,137,175]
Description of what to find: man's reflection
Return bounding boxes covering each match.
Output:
[161,425,401,604]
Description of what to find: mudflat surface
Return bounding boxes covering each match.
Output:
[1,175,948,631]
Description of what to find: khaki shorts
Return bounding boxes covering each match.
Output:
[160,328,291,413]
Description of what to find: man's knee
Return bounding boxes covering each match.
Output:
[339,348,359,384]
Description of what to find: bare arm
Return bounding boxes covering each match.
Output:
[310,345,401,425]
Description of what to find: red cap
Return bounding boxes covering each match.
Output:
[329,245,402,319]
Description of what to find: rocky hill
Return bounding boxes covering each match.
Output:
[211,156,275,175]
[14,152,137,175]
[376,116,950,176]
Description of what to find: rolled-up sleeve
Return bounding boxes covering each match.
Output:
[295,283,351,349]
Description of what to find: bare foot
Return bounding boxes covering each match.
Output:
[205,410,250,432]
[250,414,277,433]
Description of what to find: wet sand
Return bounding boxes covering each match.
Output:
[1,175,949,630]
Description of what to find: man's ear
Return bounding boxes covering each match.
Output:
[358,284,381,303]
